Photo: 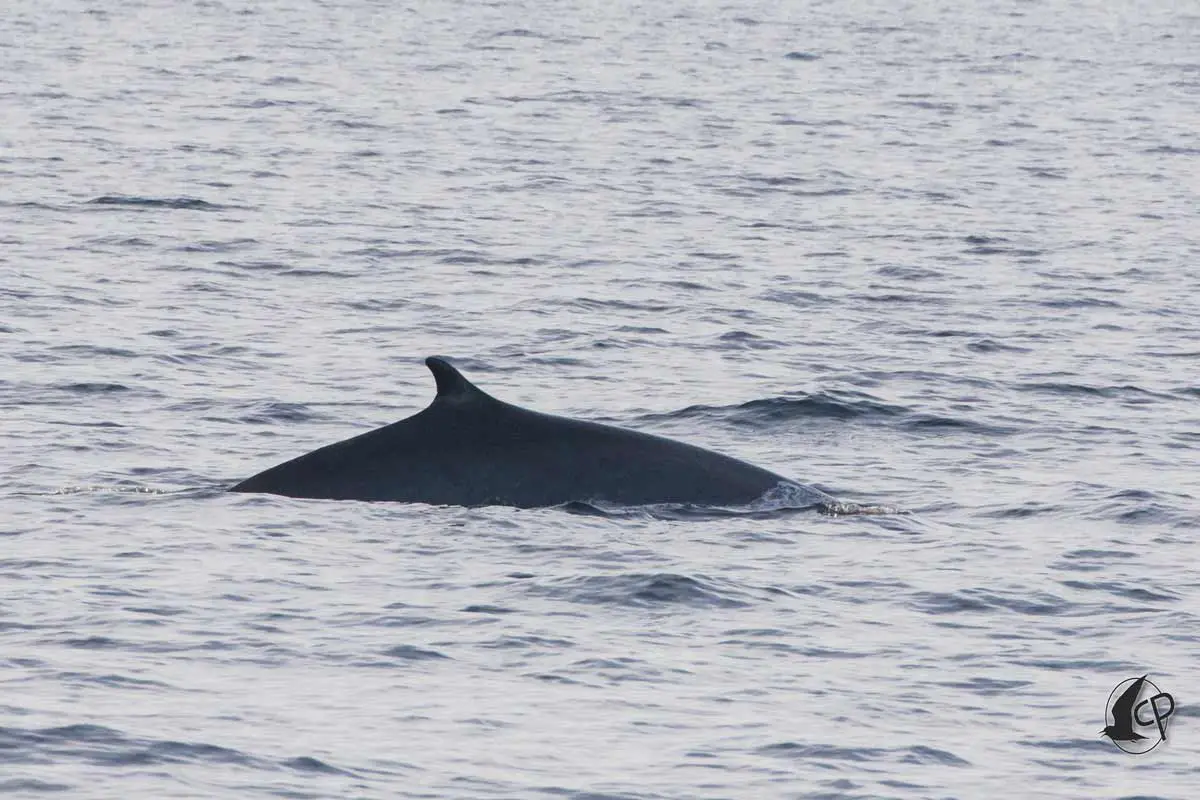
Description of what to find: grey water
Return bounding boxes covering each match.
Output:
[2,0,1198,797]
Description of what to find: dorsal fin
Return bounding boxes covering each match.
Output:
[426,356,486,402]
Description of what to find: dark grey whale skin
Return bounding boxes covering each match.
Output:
[231,357,824,509]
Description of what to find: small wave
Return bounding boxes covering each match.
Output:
[0,724,260,769]
[641,393,905,428]
[980,502,1065,519]
[173,238,259,253]
[235,402,319,424]
[528,573,753,609]
[758,741,970,767]
[760,288,838,306]
[911,589,1074,616]
[0,779,72,792]
[461,604,517,614]
[572,297,673,313]
[902,414,1016,435]
[85,196,228,211]
[1,723,360,777]
[967,339,1031,353]
[938,676,1033,696]
[1014,383,1176,408]
[381,644,450,660]
[54,382,132,395]
[282,756,355,775]
[1037,296,1122,309]
[489,28,547,40]
[713,330,785,351]
[1061,579,1179,603]
[874,264,944,281]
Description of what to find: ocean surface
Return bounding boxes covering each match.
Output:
[2,0,1198,797]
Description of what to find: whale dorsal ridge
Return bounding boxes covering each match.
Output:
[426,356,487,403]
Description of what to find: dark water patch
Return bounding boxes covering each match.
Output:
[462,604,518,614]
[0,724,262,769]
[0,618,44,632]
[758,742,969,766]
[1058,548,1138,562]
[281,755,354,775]
[489,28,547,39]
[529,573,753,609]
[911,589,1074,616]
[553,656,694,688]
[961,235,1043,257]
[967,338,1031,353]
[760,288,838,306]
[784,51,821,61]
[235,402,320,424]
[875,264,944,281]
[938,676,1033,696]
[49,345,138,359]
[216,259,292,273]
[1143,144,1199,156]
[147,739,257,766]
[534,789,652,800]
[1089,495,1182,526]
[339,297,416,312]
[722,638,868,659]
[0,779,71,792]
[721,627,789,637]
[1013,382,1172,403]
[980,502,1065,519]
[855,291,950,306]
[174,238,259,254]
[714,330,784,350]
[1059,580,1179,603]
[1037,296,1123,309]
[276,268,360,278]
[902,414,1015,435]
[85,196,229,211]
[572,297,673,313]
[232,97,312,109]
[62,636,127,650]
[721,182,853,199]
[83,235,157,248]
[639,392,905,429]
[479,635,574,650]
[902,746,971,766]
[125,606,188,617]
[742,174,815,188]
[1015,658,1131,672]
[899,99,958,113]
[1019,165,1068,180]
[381,645,450,660]
[54,382,135,395]
[56,672,171,691]
[615,325,668,334]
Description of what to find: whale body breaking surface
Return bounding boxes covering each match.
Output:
[230,357,833,510]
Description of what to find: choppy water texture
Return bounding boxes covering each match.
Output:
[2,0,1199,797]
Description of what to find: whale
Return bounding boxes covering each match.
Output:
[230,357,832,509]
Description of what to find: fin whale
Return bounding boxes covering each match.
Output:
[230,357,830,509]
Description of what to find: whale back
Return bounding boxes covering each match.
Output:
[230,357,804,508]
